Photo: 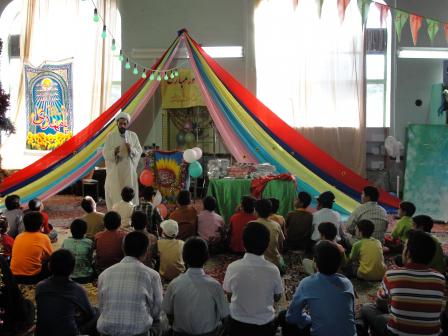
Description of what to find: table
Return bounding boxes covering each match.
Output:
[206,178,296,224]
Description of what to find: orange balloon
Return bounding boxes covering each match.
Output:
[139,170,154,186]
[157,204,168,219]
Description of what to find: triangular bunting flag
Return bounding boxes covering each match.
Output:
[427,19,439,43]
[410,14,423,46]
[316,0,324,18]
[375,3,389,27]
[357,0,372,27]
[444,23,448,44]
[394,10,409,42]
[337,0,351,23]
[292,0,299,10]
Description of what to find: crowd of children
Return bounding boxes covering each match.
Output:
[0,184,447,336]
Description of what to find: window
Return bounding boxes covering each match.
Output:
[365,2,391,127]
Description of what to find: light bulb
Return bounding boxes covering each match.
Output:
[149,73,155,80]
[174,70,179,77]
[141,70,147,78]
[170,72,175,79]
[164,73,169,80]
[119,50,124,62]
[125,59,131,69]
[101,25,107,39]
[93,9,100,22]
[111,39,116,51]
[156,74,162,81]
[133,65,138,75]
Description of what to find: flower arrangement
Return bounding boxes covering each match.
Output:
[26,131,72,150]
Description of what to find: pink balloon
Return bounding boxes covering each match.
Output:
[157,203,168,219]
[139,170,154,186]
[183,120,193,131]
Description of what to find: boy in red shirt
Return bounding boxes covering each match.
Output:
[229,196,257,253]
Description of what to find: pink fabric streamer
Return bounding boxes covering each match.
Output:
[183,36,257,163]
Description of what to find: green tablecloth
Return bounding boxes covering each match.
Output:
[206,178,296,224]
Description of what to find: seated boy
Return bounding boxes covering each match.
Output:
[35,249,97,336]
[94,211,127,274]
[163,237,229,335]
[61,219,95,283]
[10,211,53,284]
[112,186,136,231]
[268,198,286,235]
[361,230,445,336]
[347,219,386,281]
[285,191,313,251]
[0,216,14,259]
[4,194,24,238]
[27,198,57,242]
[135,186,163,236]
[81,196,105,240]
[197,196,225,253]
[302,222,346,275]
[131,211,158,269]
[385,201,416,252]
[169,190,198,241]
[229,196,257,253]
[280,241,357,336]
[223,222,283,336]
[158,219,185,281]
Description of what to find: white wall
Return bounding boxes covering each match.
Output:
[118,0,256,147]
[386,0,448,143]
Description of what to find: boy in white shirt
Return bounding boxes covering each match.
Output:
[112,186,135,231]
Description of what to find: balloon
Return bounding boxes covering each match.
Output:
[176,131,186,145]
[188,161,203,178]
[184,132,195,145]
[192,147,202,160]
[157,203,168,219]
[153,190,162,207]
[183,120,193,131]
[139,169,154,186]
[183,149,197,163]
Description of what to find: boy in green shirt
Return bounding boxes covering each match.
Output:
[348,219,386,281]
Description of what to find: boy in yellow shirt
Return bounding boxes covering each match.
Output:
[385,201,416,252]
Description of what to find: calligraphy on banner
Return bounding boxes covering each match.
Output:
[24,62,73,151]
[161,68,205,109]
[153,150,187,201]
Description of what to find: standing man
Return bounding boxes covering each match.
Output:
[103,111,142,209]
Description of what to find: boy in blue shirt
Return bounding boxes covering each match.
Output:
[279,240,356,336]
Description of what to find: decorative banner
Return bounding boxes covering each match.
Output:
[292,0,299,10]
[394,10,409,42]
[375,3,389,28]
[410,14,423,46]
[445,23,448,44]
[161,68,205,109]
[357,0,371,27]
[154,150,187,200]
[316,0,324,18]
[337,0,351,23]
[427,19,439,43]
[24,62,73,151]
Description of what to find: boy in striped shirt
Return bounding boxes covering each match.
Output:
[361,230,445,335]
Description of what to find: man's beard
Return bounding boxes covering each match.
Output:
[118,127,126,134]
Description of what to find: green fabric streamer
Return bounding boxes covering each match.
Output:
[316,0,324,18]
[394,10,409,42]
[357,0,372,26]
[427,19,439,43]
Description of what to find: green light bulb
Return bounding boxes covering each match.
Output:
[170,72,175,79]
[141,70,147,79]
[174,70,179,77]
[149,73,155,80]
[133,66,138,75]
[164,73,169,80]
[125,59,131,69]
[93,9,100,22]
[111,39,116,51]
[101,27,107,39]
[156,74,162,81]
[119,51,124,62]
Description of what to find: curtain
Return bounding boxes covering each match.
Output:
[254,0,366,175]
[1,0,119,169]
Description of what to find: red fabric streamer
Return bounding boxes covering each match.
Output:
[375,3,389,28]
[250,173,297,199]
[337,0,351,23]
[184,33,399,209]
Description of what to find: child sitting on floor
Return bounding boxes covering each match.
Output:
[284,191,313,252]
[112,186,135,232]
[131,210,158,269]
[385,201,416,253]
[4,194,24,238]
[197,196,225,254]
[158,219,185,281]
[268,198,286,235]
[135,186,163,236]
[61,219,95,283]
[302,222,346,275]
[229,196,257,254]
[0,216,14,259]
[347,219,386,281]
[169,190,198,241]
[27,198,58,243]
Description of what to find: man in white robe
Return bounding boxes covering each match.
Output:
[103,112,142,210]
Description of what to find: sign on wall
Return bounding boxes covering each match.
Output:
[24,62,73,151]
[161,68,205,109]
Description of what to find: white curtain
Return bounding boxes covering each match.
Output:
[1,0,119,169]
[254,0,366,175]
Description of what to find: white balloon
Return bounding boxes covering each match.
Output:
[183,149,197,163]
[192,147,203,160]
[153,190,162,207]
